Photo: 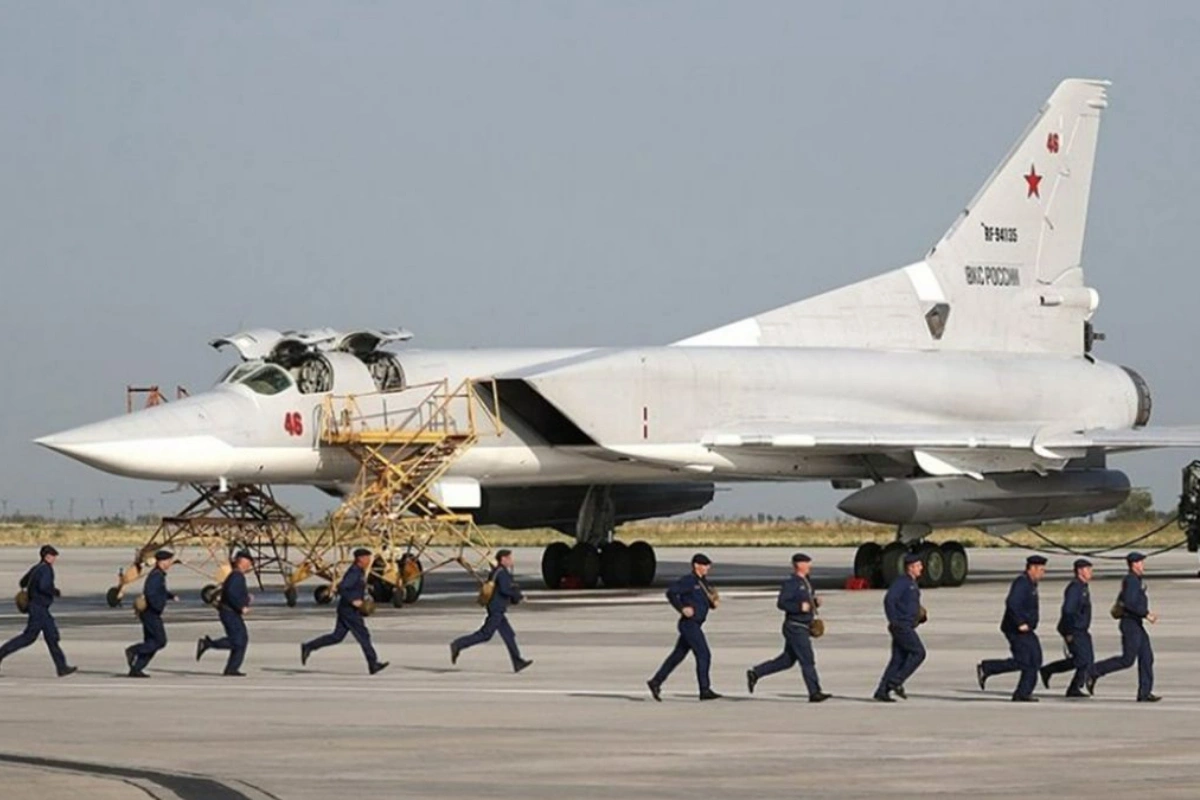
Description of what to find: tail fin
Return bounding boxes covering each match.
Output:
[928,78,1109,290]
[677,79,1110,355]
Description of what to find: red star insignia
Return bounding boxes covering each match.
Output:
[1024,165,1042,198]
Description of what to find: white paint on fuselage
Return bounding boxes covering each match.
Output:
[37,345,1141,489]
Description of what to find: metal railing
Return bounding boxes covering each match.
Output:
[318,378,503,445]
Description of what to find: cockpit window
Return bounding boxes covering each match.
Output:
[221,363,261,384]
[239,365,293,395]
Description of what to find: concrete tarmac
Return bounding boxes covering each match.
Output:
[0,546,1196,799]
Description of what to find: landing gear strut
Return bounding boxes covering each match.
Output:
[854,538,969,589]
[539,485,658,589]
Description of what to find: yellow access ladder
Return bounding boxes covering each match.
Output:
[289,378,504,607]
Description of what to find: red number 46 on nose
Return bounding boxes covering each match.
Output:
[284,412,304,436]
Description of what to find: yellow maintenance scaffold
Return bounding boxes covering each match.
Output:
[103,378,503,610]
[289,378,505,607]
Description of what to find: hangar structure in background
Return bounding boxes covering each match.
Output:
[37,79,1200,599]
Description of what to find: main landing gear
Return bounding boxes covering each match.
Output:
[540,540,658,589]
[853,539,969,589]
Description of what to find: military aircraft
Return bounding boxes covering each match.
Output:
[37,78,1200,592]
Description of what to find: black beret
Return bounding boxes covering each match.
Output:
[1026,555,1048,566]
[791,552,812,564]
[39,545,59,558]
[1073,558,1092,570]
[691,553,712,566]
[1126,551,1146,564]
[495,549,513,560]
[352,548,372,558]
[903,552,922,565]
[154,549,174,561]
[233,550,253,563]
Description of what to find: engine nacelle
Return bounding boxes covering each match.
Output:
[837,470,1131,527]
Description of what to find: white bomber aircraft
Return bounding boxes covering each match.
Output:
[38,79,1200,591]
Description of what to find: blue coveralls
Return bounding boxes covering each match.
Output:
[130,567,174,672]
[303,564,380,669]
[0,561,69,673]
[452,566,526,668]
[207,570,250,674]
[980,572,1043,699]
[1040,578,1093,695]
[875,573,926,696]
[650,573,713,693]
[1092,572,1154,699]
[749,574,823,696]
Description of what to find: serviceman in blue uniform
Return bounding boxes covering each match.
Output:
[1089,552,1159,702]
[0,545,76,677]
[450,549,532,672]
[874,551,926,702]
[977,554,1046,702]
[746,552,830,702]
[125,549,179,678]
[647,553,721,701]
[1039,558,1093,698]
[301,548,389,674]
[196,550,254,676]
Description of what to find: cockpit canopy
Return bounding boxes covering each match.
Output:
[211,328,411,395]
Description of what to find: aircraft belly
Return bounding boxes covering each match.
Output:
[237,442,867,487]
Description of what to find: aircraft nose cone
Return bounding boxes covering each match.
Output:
[35,392,250,481]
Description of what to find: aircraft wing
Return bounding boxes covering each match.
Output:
[1038,426,1200,452]
[698,423,1200,478]
[701,423,1038,452]
[702,423,1200,452]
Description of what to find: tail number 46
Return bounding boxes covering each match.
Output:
[284,411,304,437]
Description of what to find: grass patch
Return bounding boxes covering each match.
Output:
[0,519,1181,550]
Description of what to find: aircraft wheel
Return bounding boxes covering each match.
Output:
[568,543,601,589]
[916,542,945,588]
[313,585,334,605]
[853,542,884,588]
[628,540,657,587]
[200,584,221,606]
[599,541,632,588]
[541,542,571,589]
[284,586,298,608]
[400,555,424,604]
[940,541,968,587]
[879,542,908,588]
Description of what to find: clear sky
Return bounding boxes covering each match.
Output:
[2,2,1198,521]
